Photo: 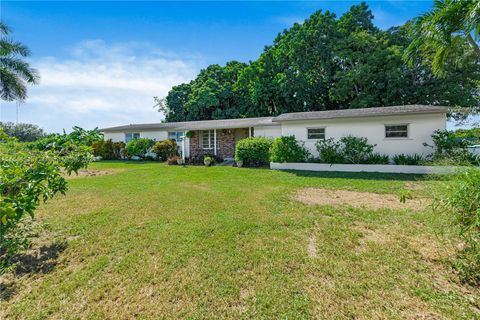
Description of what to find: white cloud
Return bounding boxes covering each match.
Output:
[0,40,203,133]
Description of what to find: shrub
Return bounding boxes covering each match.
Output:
[340,136,375,164]
[426,130,478,165]
[393,154,424,165]
[434,168,480,285]
[91,140,125,160]
[125,138,154,159]
[451,127,480,143]
[316,138,344,164]
[29,127,103,151]
[0,143,91,275]
[235,137,273,167]
[152,139,178,161]
[270,136,309,163]
[363,153,390,164]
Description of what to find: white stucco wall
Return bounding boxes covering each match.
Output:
[279,113,446,157]
[253,125,282,138]
[103,132,125,142]
[104,130,168,142]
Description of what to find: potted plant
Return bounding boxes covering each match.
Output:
[204,155,213,166]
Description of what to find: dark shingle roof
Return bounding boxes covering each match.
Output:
[101,105,447,132]
[272,105,447,122]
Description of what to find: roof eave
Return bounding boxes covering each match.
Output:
[272,109,448,123]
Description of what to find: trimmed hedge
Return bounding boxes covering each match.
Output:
[235,137,273,167]
[92,139,125,160]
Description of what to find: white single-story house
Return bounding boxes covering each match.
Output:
[101,105,447,160]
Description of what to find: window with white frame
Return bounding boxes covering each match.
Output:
[307,128,326,140]
[168,131,184,142]
[385,124,408,138]
[200,130,214,149]
[125,132,140,143]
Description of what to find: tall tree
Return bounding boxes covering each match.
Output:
[157,2,479,121]
[405,0,479,77]
[0,22,39,102]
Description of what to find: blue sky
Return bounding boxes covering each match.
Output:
[1,1,436,133]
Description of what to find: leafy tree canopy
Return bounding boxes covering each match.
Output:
[0,121,45,142]
[157,2,479,122]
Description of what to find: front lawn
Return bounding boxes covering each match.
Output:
[1,162,478,319]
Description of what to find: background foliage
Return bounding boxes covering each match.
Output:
[0,122,45,142]
[157,2,479,122]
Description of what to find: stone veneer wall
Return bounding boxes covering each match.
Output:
[189,129,236,159]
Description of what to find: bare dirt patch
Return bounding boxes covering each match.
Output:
[295,188,428,210]
[67,169,114,178]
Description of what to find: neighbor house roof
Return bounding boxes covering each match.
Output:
[272,105,447,122]
[101,105,447,132]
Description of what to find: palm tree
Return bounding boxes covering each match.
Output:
[405,0,479,77]
[0,21,39,102]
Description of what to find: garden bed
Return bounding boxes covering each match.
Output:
[270,162,458,174]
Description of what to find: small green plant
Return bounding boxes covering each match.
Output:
[363,153,390,164]
[203,155,214,166]
[235,137,273,167]
[152,139,178,161]
[125,138,154,159]
[270,136,309,163]
[392,154,424,165]
[434,168,480,285]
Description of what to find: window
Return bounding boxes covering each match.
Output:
[385,124,408,138]
[125,132,140,143]
[200,130,214,149]
[307,128,326,140]
[168,131,184,142]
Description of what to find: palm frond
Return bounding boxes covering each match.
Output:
[0,67,27,101]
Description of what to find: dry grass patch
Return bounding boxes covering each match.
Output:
[295,188,428,210]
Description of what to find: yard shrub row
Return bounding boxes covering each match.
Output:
[315,136,389,164]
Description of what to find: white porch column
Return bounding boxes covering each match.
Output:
[182,131,186,160]
[214,129,217,156]
[249,127,252,137]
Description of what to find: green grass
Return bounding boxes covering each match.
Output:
[1,162,479,319]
